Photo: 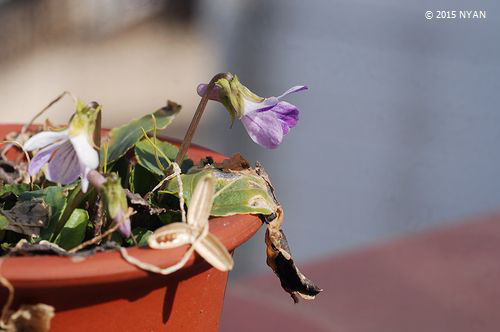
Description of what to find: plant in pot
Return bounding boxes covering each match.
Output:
[0,73,321,331]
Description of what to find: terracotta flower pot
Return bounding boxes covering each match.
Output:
[0,124,263,331]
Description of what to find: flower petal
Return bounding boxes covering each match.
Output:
[197,83,221,101]
[80,166,91,193]
[23,130,69,151]
[271,101,299,135]
[46,141,81,184]
[70,134,99,170]
[243,97,279,114]
[241,111,284,149]
[28,140,66,176]
[115,210,131,238]
[276,85,308,100]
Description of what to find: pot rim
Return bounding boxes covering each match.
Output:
[0,124,263,289]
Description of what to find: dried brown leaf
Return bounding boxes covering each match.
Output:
[265,208,322,303]
[215,153,251,172]
[4,304,55,332]
[125,190,166,215]
[1,201,48,236]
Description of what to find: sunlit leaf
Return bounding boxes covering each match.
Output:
[102,101,181,164]
[134,138,183,176]
[54,209,89,250]
[160,167,277,216]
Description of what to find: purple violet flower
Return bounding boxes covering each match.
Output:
[197,75,307,149]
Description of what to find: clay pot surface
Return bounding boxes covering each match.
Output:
[0,124,262,331]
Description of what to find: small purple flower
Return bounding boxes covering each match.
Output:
[197,75,307,149]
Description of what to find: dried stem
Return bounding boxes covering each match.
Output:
[0,91,76,159]
[93,196,105,238]
[0,273,13,328]
[175,73,230,165]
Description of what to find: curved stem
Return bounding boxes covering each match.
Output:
[175,73,230,164]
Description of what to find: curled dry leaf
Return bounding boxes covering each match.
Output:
[0,273,55,332]
[215,153,251,172]
[124,190,166,215]
[265,208,322,303]
[256,164,322,303]
[2,304,55,332]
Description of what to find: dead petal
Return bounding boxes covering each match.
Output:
[194,232,234,271]
[147,223,195,249]
[187,175,215,229]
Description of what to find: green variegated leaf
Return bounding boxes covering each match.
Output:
[102,101,181,164]
[134,138,181,176]
[160,167,277,216]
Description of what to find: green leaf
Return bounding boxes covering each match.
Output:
[0,215,9,230]
[126,227,153,247]
[19,186,68,240]
[102,101,181,164]
[0,183,34,196]
[134,138,184,176]
[54,209,89,250]
[108,156,131,189]
[18,184,86,241]
[129,164,157,196]
[160,167,277,216]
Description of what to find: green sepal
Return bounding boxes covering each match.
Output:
[69,98,101,142]
[102,173,128,220]
[215,75,264,125]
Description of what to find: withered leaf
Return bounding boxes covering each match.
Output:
[0,160,21,185]
[215,153,251,172]
[0,201,48,236]
[3,303,55,332]
[8,239,69,257]
[265,207,322,303]
[125,189,166,215]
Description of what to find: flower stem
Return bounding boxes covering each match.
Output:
[175,73,230,165]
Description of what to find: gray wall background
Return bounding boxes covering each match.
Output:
[195,0,500,277]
